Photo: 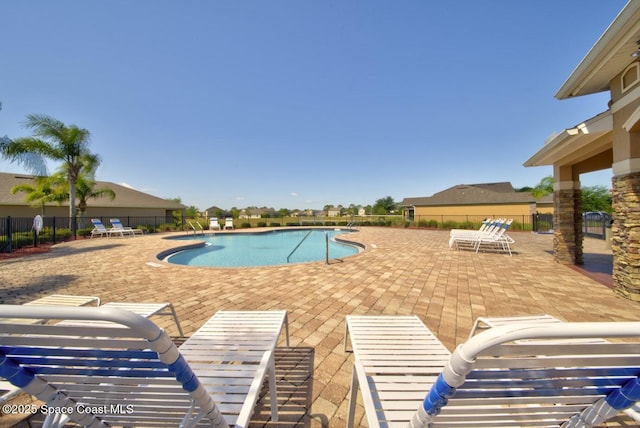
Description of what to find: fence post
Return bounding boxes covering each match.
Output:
[52,217,57,244]
[5,216,12,253]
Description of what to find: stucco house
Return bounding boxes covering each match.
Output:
[239,208,276,219]
[524,1,640,300]
[401,182,553,224]
[0,172,185,220]
[327,207,342,217]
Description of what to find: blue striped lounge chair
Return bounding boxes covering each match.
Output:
[345,315,640,427]
[0,306,289,427]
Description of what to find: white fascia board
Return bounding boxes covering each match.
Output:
[556,2,640,99]
[524,111,612,167]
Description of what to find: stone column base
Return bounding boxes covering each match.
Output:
[553,188,583,265]
[612,173,640,301]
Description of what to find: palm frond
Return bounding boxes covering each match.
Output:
[23,114,66,140]
[0,137,51,175]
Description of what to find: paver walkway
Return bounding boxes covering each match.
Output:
[0,227,637,427]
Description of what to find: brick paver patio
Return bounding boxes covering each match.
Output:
[0,227,637,427]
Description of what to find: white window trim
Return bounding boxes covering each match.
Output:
[621,62,640,94]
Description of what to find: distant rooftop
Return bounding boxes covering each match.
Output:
[0,172,185,209]
[401,182,546,207]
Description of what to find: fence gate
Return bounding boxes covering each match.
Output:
[532,213,553,233]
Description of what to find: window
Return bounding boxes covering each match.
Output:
[622,62,639,93]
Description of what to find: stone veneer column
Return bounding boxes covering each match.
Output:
[553,187,583,265]
[611,172,640,301]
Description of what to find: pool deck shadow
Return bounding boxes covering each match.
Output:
[0,228,636,427]
[572,252,614,289]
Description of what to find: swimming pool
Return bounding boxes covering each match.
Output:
[164,228,361,267]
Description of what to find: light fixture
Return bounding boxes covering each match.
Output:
[631,40,640,58]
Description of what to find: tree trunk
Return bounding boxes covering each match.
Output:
[69,179,77,237]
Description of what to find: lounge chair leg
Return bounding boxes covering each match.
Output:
[346,364,359,428]
[168,304,185,337]
[283,313,290,347]
[268,353,279,422]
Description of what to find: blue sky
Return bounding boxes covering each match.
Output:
[0,1,624,211]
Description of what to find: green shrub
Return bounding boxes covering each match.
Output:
[78,228,93,238]
[136,225,151,234]
[257,222,267,227]
[458,221,476,230]
[510,221,525,231]
[240,222,251,229]
[442,221,458,230]
[12,235,33,248]
[54,228,72,241]
[269,222,281,227]
[158,223,175,232]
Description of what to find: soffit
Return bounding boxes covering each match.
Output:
[523,110,613,167]
[556,1,640,99]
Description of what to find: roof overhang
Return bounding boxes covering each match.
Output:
[523,110,613,167]
[555,1,640,99]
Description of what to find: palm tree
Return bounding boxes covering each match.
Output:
[0,114,98,236]
[532,176,554,199]
[74,174,116,228]
[42,151,115,228]
[10,175,64,216]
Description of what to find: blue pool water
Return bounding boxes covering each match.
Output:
[165,229,360,267]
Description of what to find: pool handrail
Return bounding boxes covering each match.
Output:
[286,230,314,263]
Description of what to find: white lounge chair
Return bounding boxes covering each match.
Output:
[35,301,186,350]
[0,295,101,405]
[24,294,101,308]
[209,217,221,231]
[0,306,289,427]
[0,294,101,327]
[466,314,640,422]
[90,218,116,238]
[468,313,562,339]
[180,310,289,425]
[450,218,514,254]
[448,219,505,248]
[100,301,185,337]
[449,218,497,237]
[109,218,143,236]
[345,315,451,428]
[345,315,640,427]
[224,217,234,230]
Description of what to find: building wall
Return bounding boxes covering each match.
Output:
[535,202,554,214]
[413,203,539,221]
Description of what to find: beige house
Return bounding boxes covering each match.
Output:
[0,172,185,219]
[401,182,552,224]
[327,207,342,217]
[524,1,640,300]
[238,208,276,219]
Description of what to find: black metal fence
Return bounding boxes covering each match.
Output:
[410,213,554,233]
[583,216,610,239]
[2,213,564,253]
[0,215,179,253]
